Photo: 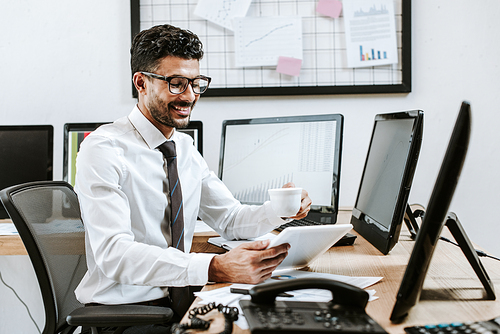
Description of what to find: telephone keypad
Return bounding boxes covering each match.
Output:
[255,307,306,327]
[242,304,387,333]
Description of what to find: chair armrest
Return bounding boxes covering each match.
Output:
[66,305,173,327]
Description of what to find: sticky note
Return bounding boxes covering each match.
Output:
[316,0,342,19]
[276,56,302,77]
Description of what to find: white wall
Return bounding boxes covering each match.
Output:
[1,1,500,332]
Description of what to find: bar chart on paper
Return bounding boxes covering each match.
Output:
[360,45,388,61]
[343,0,399,68]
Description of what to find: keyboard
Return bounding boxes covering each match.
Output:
[276,217,325,231]
[276,218,357,246]
[405,317,500,334]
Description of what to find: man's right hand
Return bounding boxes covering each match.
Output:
[208,239,290,284]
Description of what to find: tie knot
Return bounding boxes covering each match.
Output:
[158,141,176,158]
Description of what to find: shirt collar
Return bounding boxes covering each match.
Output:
[128,105,176,149]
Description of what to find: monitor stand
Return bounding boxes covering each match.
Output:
[406,206,496,300]
[403,204,424,240]
[445,212,496,300]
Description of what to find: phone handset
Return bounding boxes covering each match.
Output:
[248,277,369,308]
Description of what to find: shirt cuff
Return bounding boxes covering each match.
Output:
[187,252,217,285]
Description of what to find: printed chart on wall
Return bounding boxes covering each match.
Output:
[131,0,411,96]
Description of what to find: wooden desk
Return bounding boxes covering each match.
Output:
[0,220,222,255]
[4,213,500,333]
[0,220,27,255]
[183,210,500,334]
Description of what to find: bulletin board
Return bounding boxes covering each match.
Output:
[130,0,411,97]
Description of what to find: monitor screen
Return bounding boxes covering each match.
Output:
[0,125,53,219]
[218,114,343,220]
[63,123,109,186]
[390,102,477,323]
[63,121,204,186]
[351,110,423,254]
[179,120,203,156]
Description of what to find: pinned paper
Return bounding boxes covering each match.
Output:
[276,56,302,76]
[194,0,252,31]
[316,0,342,18]
[343,0,398,68]
[234,16,303,67]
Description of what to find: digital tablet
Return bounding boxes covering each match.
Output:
[268,224,353,272]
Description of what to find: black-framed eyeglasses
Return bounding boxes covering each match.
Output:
[140,72,211,95]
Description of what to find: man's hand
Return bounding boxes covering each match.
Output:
[282,182,312,220]
[208,239,290,284]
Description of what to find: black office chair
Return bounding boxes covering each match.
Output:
[0,181,173,334]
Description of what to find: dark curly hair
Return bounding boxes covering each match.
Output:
[130,24,204,75]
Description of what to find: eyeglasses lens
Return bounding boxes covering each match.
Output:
[169,77,209,94]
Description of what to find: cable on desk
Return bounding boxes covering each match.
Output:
[0,270,41,334]
[171,302,239,334]
[408,206,500,262]
[217,304,240,334]
[439,236,500,262]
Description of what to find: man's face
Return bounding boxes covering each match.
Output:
[143,56,201,130]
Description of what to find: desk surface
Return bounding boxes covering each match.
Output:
[3,212,500,334]
[0,220,27,255]
[182,210,500,334]
[0,219,224,256]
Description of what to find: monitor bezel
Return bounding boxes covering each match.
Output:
[178,120,203,156]
[218,114,344,221]
[390,102,472,323]
[63,122,110,184]
[63,120,204,183]
[0,125,54,219]
[351,110,423,255]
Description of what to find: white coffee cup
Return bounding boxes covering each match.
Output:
[268,188,302,217]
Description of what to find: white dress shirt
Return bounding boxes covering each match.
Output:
[74,106,284,305]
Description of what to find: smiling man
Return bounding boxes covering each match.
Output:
[73,24,311,331]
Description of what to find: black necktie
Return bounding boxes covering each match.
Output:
[158,141,185,251]
[158,141,191,316]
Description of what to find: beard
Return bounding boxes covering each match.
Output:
[147,91,195,129]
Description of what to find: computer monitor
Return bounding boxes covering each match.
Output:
[179,120,203,156]
[390,101,495,323]
[63,123,109,186]
[63,121,204,186]
[218,114,343,224]
[0,125,54,219]
[350,110,423,255]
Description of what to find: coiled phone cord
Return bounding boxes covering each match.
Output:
[171,302,239,334]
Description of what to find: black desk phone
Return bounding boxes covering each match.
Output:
[239,277,387,334]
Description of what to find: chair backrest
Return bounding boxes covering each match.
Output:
[0,181,87,334]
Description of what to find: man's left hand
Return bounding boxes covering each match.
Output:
[282,182,311,220]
